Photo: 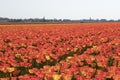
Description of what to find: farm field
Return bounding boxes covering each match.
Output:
[0,22,120,80]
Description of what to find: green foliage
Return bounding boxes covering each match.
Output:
[14,57,23,62]
[58,48,79,62]
[30,58,58,68]
[72,75,76,80]
[16,67,29,75]
[0,71,10,78]
[90,51,100,56]
[91,69,98,78]
[81,45,92,54]
[108,56,115,66]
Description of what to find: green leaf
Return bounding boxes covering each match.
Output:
[108,56,115,66]
[0,71,10,78]
[16,67,29,75]
[15,57,23,62]
[90,51,100,56]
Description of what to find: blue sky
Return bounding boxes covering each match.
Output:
[0,0,120,19]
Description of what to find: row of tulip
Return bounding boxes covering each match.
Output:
[0,23,120,80]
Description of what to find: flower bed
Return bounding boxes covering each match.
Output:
[0,23,120,80]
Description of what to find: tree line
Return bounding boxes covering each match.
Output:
[0,17,120,23]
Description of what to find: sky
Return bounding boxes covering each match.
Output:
[0,0,120,20]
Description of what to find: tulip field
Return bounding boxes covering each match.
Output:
[0,22,120,80]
